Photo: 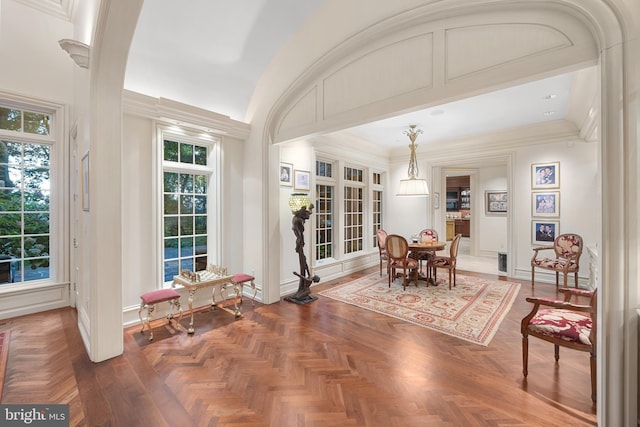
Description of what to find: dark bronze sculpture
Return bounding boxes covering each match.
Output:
[285,204,320,304]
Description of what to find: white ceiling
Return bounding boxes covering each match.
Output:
[121,2,591,149]
[125,0,325,123]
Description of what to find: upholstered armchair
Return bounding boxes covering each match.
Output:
[521,288,597,403]
[431,233,461,290]
[531,233,583,288]
[385,234,418,290]
[377,229,388,276]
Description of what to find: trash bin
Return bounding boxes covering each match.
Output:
[498,252,507,272]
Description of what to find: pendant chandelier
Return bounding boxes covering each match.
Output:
[397,125,429,196]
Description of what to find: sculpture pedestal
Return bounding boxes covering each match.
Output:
[285,272,320,305]
[284,294,318,305]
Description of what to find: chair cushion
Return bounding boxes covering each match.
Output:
[390,258,418,269]
[431,256,452,267]
[140,288,181,305]
[233,273,255,284]
[527,308,592,345]
[532,257,578,271]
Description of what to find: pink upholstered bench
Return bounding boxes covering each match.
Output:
[138,288,182,341]
[233,273,260,305]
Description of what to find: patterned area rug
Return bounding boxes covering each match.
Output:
[0,331,10,401]
[319,273,520,346]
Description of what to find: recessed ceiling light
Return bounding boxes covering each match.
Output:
[543,94,558,100]
[543,111,556,116]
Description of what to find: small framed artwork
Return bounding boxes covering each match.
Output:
[82,152,90,211]
[485,190,507,215]
[532,191,560,217]
[279,162,293,186]
[532,162,560,189]
[532,220,559,244]
[433,192,440,209]
[294,169,310,191]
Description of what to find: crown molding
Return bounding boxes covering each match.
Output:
[14,0,75,21]
[122,90,251,141]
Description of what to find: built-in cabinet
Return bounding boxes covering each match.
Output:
[454,219,470,237]
[446,221,455,241]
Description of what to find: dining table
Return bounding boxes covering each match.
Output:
[408,240,447,285]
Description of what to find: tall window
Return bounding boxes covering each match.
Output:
[372,172,383,248]
[161,133,216,283]
[0,106,52,284]
[315,160,334,261]
[344,166,364,254]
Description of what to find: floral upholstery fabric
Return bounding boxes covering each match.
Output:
[390,258,418,269]
[555,234,582,258]
[532,257,578,271]
[431,256,452,267]
[527,308,592,346]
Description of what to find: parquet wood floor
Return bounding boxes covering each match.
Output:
[0,268,597,426]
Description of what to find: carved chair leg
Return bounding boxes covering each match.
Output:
[590,352,597,403]
[574,272,579,288]
[522,335,529,377]
[448,269,452,290]
[531,267,535,287]
[554,344,560,362]
[555,271,560,288]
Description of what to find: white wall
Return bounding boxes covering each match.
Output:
[513,139,599,283]
[121,114,154,309]
[406,135,595,285]
[0,1,74,104]
[476,165,508,255]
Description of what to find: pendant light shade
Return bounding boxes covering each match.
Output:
[397,125,429,196]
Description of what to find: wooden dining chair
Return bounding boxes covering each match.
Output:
[521,288,597,403]
[531,233,583,288]
[430,233,461,289]
[376,229,388,276]
[385,234,418,290]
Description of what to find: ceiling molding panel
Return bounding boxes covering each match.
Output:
[13,0,75,21]
[322,33,433,120]
[268,3,598,146]
[445,23,572,81]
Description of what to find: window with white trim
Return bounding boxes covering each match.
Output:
[315,160,334,261]
[0,104,54,284]
[160,130,218,284]
[343,166,364,255]
[372,173,383,248]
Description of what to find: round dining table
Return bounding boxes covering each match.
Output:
[408,241,447,285]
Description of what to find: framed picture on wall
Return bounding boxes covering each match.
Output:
[279,162,293,186]
[531,162,560,189]
[532,220,559,244]
[532,191,560,217]
[485,190,507,215]
[294,169,310,191]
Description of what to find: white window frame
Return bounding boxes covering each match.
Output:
[0,94,65,290]
[314,159,336,265]
[156,125,221,287]
[311,153,386,266]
